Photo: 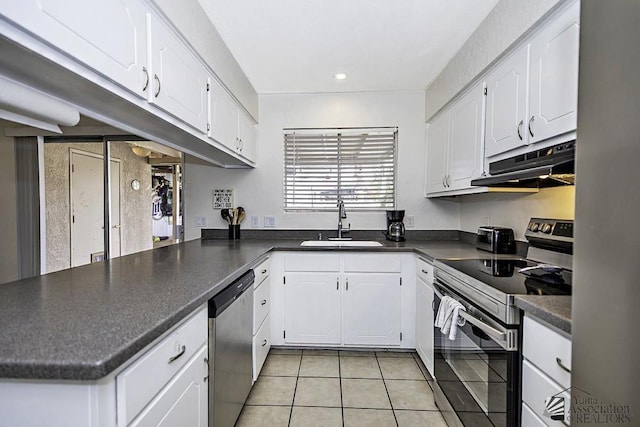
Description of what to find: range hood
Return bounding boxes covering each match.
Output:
[471,141,575,188]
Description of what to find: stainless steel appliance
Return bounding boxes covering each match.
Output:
[208,270,255,427]
[476,226,516,254]
[432,218,573,427]
[471,140,575,187]
[384,209,405,242]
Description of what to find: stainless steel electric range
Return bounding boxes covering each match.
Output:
[432,218,573,427]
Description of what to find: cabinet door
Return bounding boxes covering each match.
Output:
[415,278,434,377]
[148,14,208,132]
[528,1,580,144]
[343,273,401,346]
[208,78,240,151]
[448,83,485,190]
[485,46,530,157]
[238,111,257,162]
[0,0,148,97]
[284,273,341,344]
[131,346,208,427]
[425,112,449,195]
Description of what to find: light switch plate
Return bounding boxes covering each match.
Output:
[264,215,276,227]
[251,215,259,227]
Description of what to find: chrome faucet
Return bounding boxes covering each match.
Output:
[336,200,351,239]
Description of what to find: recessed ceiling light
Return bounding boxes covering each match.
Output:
[333,73,347,80]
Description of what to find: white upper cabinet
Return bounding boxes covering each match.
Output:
[208,78,257,163]
[0,0,149,98]
[528,1,580,144]
[148,14,208,133]
[484,46,530,158]
[425,82,485,196]
[485,0,580,158]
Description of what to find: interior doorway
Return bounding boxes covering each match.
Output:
[151,164,182,248]
[69,149,121,267]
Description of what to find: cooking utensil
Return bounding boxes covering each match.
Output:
[221,209,231,224]
[237,207,245,224]
[231,208,238,225]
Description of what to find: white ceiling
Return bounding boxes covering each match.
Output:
[197,0,499,94]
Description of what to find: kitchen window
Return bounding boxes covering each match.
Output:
[283,127,397,211]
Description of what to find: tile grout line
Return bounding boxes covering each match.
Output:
[375,352,400,427]
[286,353,303,427]
[338,353,345,427]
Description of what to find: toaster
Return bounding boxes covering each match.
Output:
[477,226,516,254]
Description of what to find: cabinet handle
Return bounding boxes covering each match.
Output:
[442,176,446,188]
[262,339,268,347]
[421,269,429,274]
[337,278,339,290]
[261,299,267,305]
[154,74,161,98]
[447,175,451,187]
[346,278,349,291]
[239,138,243,151]
[261,269,267,274]
[168,345,186,363]
[142,66,149,91]
[556,357,571,373]
[528,116,535,138]
[517,120,524,140]
[204,356,209,382]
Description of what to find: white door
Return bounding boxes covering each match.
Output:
[70,151,121,268]
[343,273,401,346]
[284,273,341,345]
[448,83,484,190]
[208,78,240,151]
[0,0,149,98]
[484,45,530,157]
[148,14,208,132]
[528,2,580,144]
[416,278,434,377]
[425,113,449,195]
[237,111,257,162]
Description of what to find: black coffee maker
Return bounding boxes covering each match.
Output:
[384,210,406,242]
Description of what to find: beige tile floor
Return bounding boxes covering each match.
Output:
[236,349,448,427]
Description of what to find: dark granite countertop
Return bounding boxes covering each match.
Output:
[0,237,529,381]
[515,295,572,334]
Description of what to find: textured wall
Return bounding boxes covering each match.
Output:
[44,143,152,273]
[425,0,563,119]
[0,132,18,284]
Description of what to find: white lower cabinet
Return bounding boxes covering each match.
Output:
[252,259,271,381]
[130,345,208,427]
[343,273,401,346]
[521,315,572,426]
[253,314,271,381]
[284,272,342,345]
[415,258,435,377]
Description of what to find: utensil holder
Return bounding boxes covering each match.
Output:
[228,224,241,240]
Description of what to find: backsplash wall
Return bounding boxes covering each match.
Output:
[459,186,575,241]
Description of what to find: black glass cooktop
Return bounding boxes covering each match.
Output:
[439,258,572,296]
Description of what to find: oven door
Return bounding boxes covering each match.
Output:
[432,281,521,427]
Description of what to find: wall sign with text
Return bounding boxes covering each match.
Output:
[212,189,234,209]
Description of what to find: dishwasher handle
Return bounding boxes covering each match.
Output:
[209,270,255,317]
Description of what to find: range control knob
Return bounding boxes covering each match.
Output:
[529,222,540,232]
[541,223,553,234]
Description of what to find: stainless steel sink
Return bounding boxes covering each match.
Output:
[300,240,383,247]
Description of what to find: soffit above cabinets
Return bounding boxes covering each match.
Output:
[197,0,499,94]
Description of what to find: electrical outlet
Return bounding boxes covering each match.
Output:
[251,215,259,227]
[264,215,276,227]
[405,215,415,228]
[195,216,206,227]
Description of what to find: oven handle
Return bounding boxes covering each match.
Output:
[433,280,509,347]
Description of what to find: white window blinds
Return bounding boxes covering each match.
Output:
[284,128,397,211]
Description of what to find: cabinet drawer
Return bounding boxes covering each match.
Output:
[253,257,271,288]
[130,345,208,427]
[416,257,434,284]
[522,360,570,426]
[117,306,207,425]
[343,254,401,272]
[284,253,340,272]
[522,402,548,427]
[523,316,572,388]
[253,314,270,382]
[253,278,270,334]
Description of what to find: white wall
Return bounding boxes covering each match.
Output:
[460,186,575,241]
[184,91,460,240]
[425,0,562,119]
[0,132,18,283]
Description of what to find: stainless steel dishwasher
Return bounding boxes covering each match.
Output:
[208,269,254,427]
